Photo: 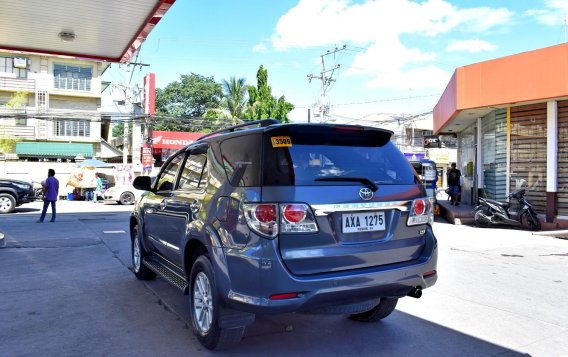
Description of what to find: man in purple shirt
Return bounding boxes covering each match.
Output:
[38,169,59,223]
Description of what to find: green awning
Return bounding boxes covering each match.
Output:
[16,142,94,158]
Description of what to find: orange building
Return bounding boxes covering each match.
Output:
[434,43,568,226]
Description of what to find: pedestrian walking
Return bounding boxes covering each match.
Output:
[446,162,461,206]
[37,168,59,223]
[93,173,103,203]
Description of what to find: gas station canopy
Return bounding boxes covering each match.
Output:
[0,0,175,63]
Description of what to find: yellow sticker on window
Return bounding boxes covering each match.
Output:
[271,136,292,147]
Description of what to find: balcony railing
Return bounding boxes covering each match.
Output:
[0,77,35,91]
[0,125,36,139]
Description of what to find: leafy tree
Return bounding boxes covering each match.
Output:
[221,77,248,119]
[0,138,18,154]
[6,91,29,108]
[244,65,294,122]
[154,73,223,130]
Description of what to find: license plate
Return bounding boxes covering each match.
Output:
[342,212,385,233]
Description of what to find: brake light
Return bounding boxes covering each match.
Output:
[255,204,277,223]
[280,203,318,233]
[414,199,425,215]
[407,198,433,226]
[243,203,279,238]
[243,202,319,237]
[283,204,306,223]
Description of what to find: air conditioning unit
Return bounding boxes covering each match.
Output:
[13,58,28,69]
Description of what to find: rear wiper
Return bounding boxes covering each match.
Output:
[314,176,378,192]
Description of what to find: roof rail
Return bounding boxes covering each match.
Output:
[196,118,279,141]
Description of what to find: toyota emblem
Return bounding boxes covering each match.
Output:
[359,187,373,201]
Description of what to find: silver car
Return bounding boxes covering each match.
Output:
[103,185,143,205]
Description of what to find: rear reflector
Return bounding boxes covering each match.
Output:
[269,292,299,300]
[423,270,437,278]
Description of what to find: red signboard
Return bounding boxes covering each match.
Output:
[142,144,153,170]
[152,131,204,149]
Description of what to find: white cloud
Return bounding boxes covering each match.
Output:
[527,1,568,26]
[446,39,497,53]
[252,43,268,53]
[269,0,513,90]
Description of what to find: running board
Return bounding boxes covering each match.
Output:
[143,256,188,293]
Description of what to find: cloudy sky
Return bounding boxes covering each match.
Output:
[103,0,568,121]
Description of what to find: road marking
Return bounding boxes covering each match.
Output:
[103,230,126,234]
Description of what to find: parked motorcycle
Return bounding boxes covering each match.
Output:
[473,189,541,231]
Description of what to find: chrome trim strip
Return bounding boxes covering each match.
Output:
[312,201,410,216]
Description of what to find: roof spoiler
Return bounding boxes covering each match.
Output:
[196,119,279,141]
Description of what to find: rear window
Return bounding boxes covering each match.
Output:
[263,126,417,186]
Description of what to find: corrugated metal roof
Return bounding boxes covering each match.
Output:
[0,0,175,63]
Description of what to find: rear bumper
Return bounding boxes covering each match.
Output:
[216,226,438,315]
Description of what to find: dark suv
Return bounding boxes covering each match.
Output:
[0,178,35,214]
[131,119,437,349]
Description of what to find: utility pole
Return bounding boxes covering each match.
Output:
[565,15,567,43]
[122,65,131,166]
[307,45,346,122]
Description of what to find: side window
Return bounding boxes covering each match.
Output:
[220,135,261,187]
[178,153,208,190]
[156,152,185,192]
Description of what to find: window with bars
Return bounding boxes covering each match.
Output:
[53,64,92,91]
[54,120,91,137]
[36,90,48,109]
[0,56,27,78]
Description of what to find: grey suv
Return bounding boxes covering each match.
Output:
[130,119,437,349]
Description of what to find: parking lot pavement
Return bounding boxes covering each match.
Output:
[0,211,567,356]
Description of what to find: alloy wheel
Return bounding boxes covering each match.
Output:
[193,272,213,333]
[0,197,12,212]
[133,236,141,272]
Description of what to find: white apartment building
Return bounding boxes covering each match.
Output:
[0,51,121,161]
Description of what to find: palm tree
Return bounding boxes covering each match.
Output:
[221,77,248,119]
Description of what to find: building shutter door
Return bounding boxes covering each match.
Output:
[509,103,547,213]
[557,101,568,215]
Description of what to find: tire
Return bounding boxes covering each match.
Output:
[120,192,135,205]
[189,255,246,350]
[473,208,491,228]
[349,297,398,322]
[131,225,156,280]
[522,212,541,231]
[0,193,16,214]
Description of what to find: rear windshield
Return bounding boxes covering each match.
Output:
[263,126,417,186]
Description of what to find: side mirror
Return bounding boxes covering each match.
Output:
[133,176,152,191]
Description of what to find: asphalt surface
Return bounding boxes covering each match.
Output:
[0,200,567,356]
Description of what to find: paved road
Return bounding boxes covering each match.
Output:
[1,201,567,356]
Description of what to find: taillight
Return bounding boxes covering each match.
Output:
[282,204,306,223]
[243,202,319,237]
[407,198,433,226]
[414,199,425,215]
[280,203,318,233]
[255,204,277,223]
[243,203,278,238]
